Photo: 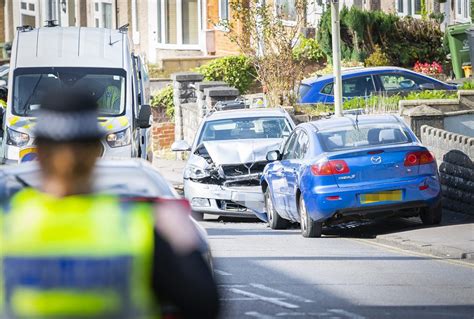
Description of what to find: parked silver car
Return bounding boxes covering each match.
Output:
[0,159,211,261]
[172,108,296,219]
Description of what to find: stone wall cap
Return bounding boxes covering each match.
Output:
[405,104,444,117]
[204,86,240,97]
[195,81,228,91]
[171,72,204,81]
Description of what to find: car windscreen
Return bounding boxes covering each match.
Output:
[318,123,412,152]
[197,116,292,144]
[12,67,126,117]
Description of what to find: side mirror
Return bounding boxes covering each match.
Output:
[266,150,281,161]
[137,104,152,128]
[171,140,191,152]
[419,83,435,90]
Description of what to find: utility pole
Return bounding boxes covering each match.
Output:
[331,0,343,117]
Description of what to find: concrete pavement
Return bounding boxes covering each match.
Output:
[153,158,474,261]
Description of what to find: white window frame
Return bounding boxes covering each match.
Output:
[455,0,471,23]
[19,0,39,27]
[93,0,114,29]
[153,0,202,50]
[274,0,297,27]
[131,0,140,44]
[396,0,422,19]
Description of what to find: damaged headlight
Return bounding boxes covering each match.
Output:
[184,165,210,179]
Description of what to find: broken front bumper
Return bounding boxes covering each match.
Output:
[183,179,265,217]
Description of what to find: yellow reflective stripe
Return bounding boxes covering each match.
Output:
[11,288,120,317]
[8,116,19,126]
[118,116,129,127]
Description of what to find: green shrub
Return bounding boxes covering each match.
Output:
[364,46,390,67]
[293,37,326,62]
[151,85,174,119]
[460,81,474,90]
[405,90,457,100]
[318,6,446,68]
[196,55,257,94]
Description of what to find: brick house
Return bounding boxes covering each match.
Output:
[1,0,471,64]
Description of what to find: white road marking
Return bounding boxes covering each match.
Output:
[275,312,308,316]
[245,311,276,319]
[220,297,255,301]
[230,288,300,309]
[250,283,314,303]
[214,269,232,276]
[328,309,366,319]
[218,284,246,288]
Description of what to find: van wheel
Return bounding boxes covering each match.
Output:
[420,202,442,225]
[265,188,289,229]
[299,196,322,238]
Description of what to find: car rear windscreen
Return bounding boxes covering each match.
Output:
[318,123,412,152]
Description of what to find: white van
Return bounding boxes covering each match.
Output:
[1,25,152,164]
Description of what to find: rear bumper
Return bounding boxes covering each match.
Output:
[303,175,441,222]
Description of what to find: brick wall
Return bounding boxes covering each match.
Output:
[207,0,241,56]
[420,125,474,215]
[153,122,176,151]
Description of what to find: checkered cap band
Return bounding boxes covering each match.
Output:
[34,109,104,141]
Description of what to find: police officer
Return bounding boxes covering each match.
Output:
[0,88,219,318]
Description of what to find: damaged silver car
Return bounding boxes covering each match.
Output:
[172,108,295,219]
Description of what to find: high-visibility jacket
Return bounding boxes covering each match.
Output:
[98,86,121,112]
[0,188,159,318]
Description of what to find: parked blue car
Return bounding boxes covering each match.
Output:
[261,115,442,237]
[299,66,457,104]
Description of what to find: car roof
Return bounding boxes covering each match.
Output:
[205,107,290,121]
[0,158,153,175]
[14,27,125,68]
[307,115,401,131]
[301,66,420,85]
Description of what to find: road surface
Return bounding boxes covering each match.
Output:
[202,218,474,319]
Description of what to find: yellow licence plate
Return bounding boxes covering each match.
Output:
[360,190,403,204]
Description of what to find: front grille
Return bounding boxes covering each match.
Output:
[221,161,268,177]
[217,200,247,212]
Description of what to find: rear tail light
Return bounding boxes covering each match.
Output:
[404,151,435,166]
[311,160,350,175]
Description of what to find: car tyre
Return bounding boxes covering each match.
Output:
[265,188,289,230]
[420,202,442,225]
[299,195,322,238]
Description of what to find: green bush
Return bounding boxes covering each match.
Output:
[364,45,390,67]
[318,6,446,68]
[405,90,457,100]
[460,81,474,90]
[293,37,326,62]
[196,55,257,94]
[151,85,174,119]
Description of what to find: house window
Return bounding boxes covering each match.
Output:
[93,1,114,29]
[219,0,229,21]
[456,0,470,21]
[156,0,200,46]
[397,0,422,17]
[275,0,296,22]
[20,0,38,27]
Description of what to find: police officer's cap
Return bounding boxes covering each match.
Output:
[35,88,105,142]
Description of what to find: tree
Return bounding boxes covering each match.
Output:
[221,0,309,106]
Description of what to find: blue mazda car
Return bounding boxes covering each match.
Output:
[299,66,457,104]
[261,115,442,237]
